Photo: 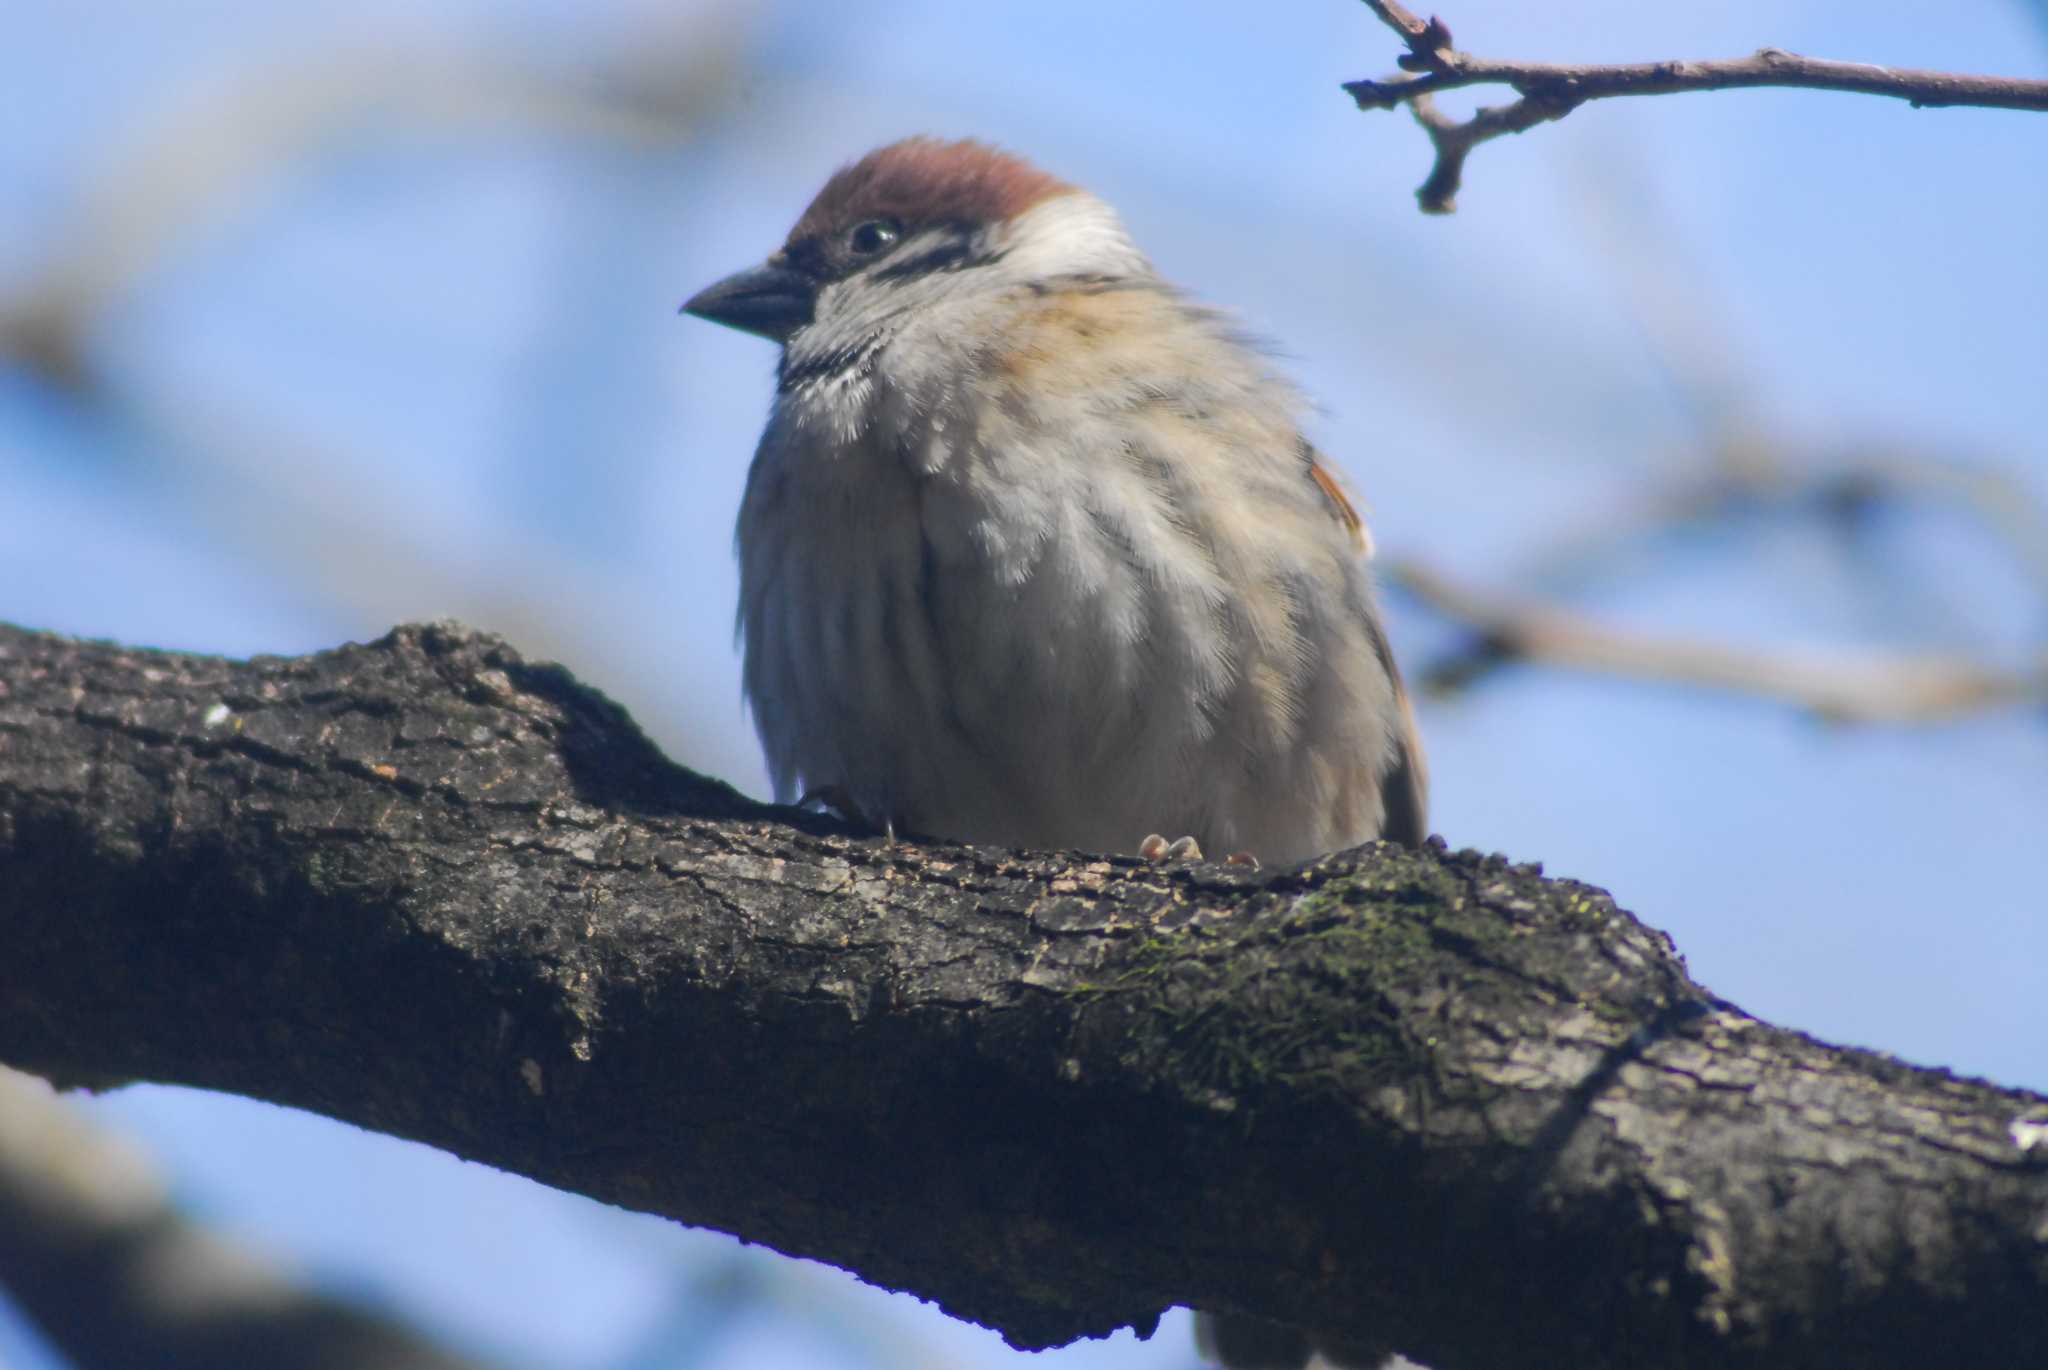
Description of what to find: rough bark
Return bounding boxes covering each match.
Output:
[1,621,2043,1370]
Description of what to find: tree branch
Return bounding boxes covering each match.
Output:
[1347,3,2048,212]
[3,622,2046,1369]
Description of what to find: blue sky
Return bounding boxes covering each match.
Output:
[3,3,2044,1367]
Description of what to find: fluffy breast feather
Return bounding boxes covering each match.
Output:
[737,277,1416,862]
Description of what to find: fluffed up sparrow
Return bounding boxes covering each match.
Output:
[684,137,1428,1370]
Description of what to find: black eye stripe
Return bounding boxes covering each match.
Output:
[870,240,1004,283]
[781,221,1003,287]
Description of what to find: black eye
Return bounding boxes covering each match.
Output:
[847,219,901,256]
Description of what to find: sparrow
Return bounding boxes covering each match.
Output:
[684,137,1427,1369]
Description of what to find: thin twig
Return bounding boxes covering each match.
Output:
[1407,89,1576,215]
[1348,49,2048,114]
[1357,1,1437,49]
[1347,5,2048,212]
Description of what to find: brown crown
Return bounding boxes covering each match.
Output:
[786,138,1074,248]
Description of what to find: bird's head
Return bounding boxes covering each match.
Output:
[682,138,1148,348]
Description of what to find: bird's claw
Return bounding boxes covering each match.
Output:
[1139,833,1204,863]
[797,784,898,842]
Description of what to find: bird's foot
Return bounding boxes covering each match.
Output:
[1138,835,1259,868]
[796,784,896,842]
[1139,833,1204,863]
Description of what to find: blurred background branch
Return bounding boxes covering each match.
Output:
[1,40,718,392]
[1390,432,2048,719]
[1387,113,2048,727]
[0,1068,498,1370]
[0,8,760,785]
[1393,557,2048,721]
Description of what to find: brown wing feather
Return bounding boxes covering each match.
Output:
[1377,687,1430,845]
[1309,446,1429,844]
[1308,456,1370,556]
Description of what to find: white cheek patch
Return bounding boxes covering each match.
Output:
[993,192,1152,281]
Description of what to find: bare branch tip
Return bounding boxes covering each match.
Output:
[1346,74,1437,110]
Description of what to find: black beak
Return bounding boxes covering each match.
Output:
[680,260,814,342]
